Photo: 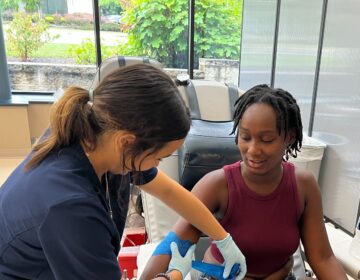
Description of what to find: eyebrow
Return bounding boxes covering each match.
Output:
[239,127,277,134]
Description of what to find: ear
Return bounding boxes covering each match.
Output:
[114,131,136,150]
[286,129,296,146]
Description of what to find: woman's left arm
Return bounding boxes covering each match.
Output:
[297,169,347,279]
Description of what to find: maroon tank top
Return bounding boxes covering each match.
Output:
[210,161,301,276]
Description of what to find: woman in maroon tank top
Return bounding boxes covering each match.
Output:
[141,84,347,280]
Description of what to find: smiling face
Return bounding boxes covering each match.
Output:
[238,103,293,177]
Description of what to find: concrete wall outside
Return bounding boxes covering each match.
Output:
[7,60,233,91]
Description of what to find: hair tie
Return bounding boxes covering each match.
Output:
[88,89,94,102]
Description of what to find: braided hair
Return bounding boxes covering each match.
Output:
[231,84,303,161]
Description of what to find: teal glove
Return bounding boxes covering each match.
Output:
[213,234,247,280]
[168,242,196,279]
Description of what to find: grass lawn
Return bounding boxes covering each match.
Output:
[6,43,76,59]
[6,42,119,61]
[35,43,77,58]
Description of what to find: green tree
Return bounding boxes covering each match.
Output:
[0,0,40,12]
[23,0,40,13]
[99,0,122,15]
[120,0,242,68]
[0,0,20,11]
[6,12,54,61]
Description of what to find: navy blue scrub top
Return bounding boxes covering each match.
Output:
[0,142,157,279]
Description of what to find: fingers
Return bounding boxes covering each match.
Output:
[170,242,196,259]
[237,263,247,280]
[223,264,231,279]
[185,244,196,258]
[170,242,180,258]
[237,270,246,280]
[225,263,246,280]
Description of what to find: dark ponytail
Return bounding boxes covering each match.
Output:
[26,87,97,169]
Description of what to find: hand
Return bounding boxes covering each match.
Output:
[213,234,247,280]
[168,242,196,279]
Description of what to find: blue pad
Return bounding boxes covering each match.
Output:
[152,231,193,257]
[192,260,241,280]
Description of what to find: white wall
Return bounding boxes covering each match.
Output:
[67,0,93,14]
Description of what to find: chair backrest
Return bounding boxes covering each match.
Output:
[177,80,243,121]
[91,56,162,88]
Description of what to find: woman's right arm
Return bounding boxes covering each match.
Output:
[139,169,228,241]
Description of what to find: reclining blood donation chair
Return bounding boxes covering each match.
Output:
[91,56,307,279]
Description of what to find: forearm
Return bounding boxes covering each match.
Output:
[140,255,171,280]
[141,170,227,241]
[309,256,347,280]
[166,188,226,240]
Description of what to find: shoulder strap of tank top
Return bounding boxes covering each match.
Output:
[284,162,301,220]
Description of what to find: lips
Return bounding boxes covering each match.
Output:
[247,159,266,169]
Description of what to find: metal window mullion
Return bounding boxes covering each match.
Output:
[188,0,195,79]
[270,0,281,88]
[92,0,102,67]
[237,0,245,88]
[0,15,12,103]
[308,0,328,137]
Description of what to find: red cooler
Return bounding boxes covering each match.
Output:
[118,228,147,279]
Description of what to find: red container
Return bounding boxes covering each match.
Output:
[118,228,147,279]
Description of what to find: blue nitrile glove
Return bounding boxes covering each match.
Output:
[168,242,196,279]
[213,234,247,280]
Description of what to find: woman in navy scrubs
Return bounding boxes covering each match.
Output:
[0,64,245,280]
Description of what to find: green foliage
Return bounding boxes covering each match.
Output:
[68,38,116,65]
[44,14,66,25]
[0,0,40,12]
[0,0,20,12]
[99,0,122,15]
[6,12,56,61]
[23,0,40,12]
[121,0,242,68]
[44,15,55,24]
[100,22,121,32]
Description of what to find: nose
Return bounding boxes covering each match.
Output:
[247,140,261,156]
